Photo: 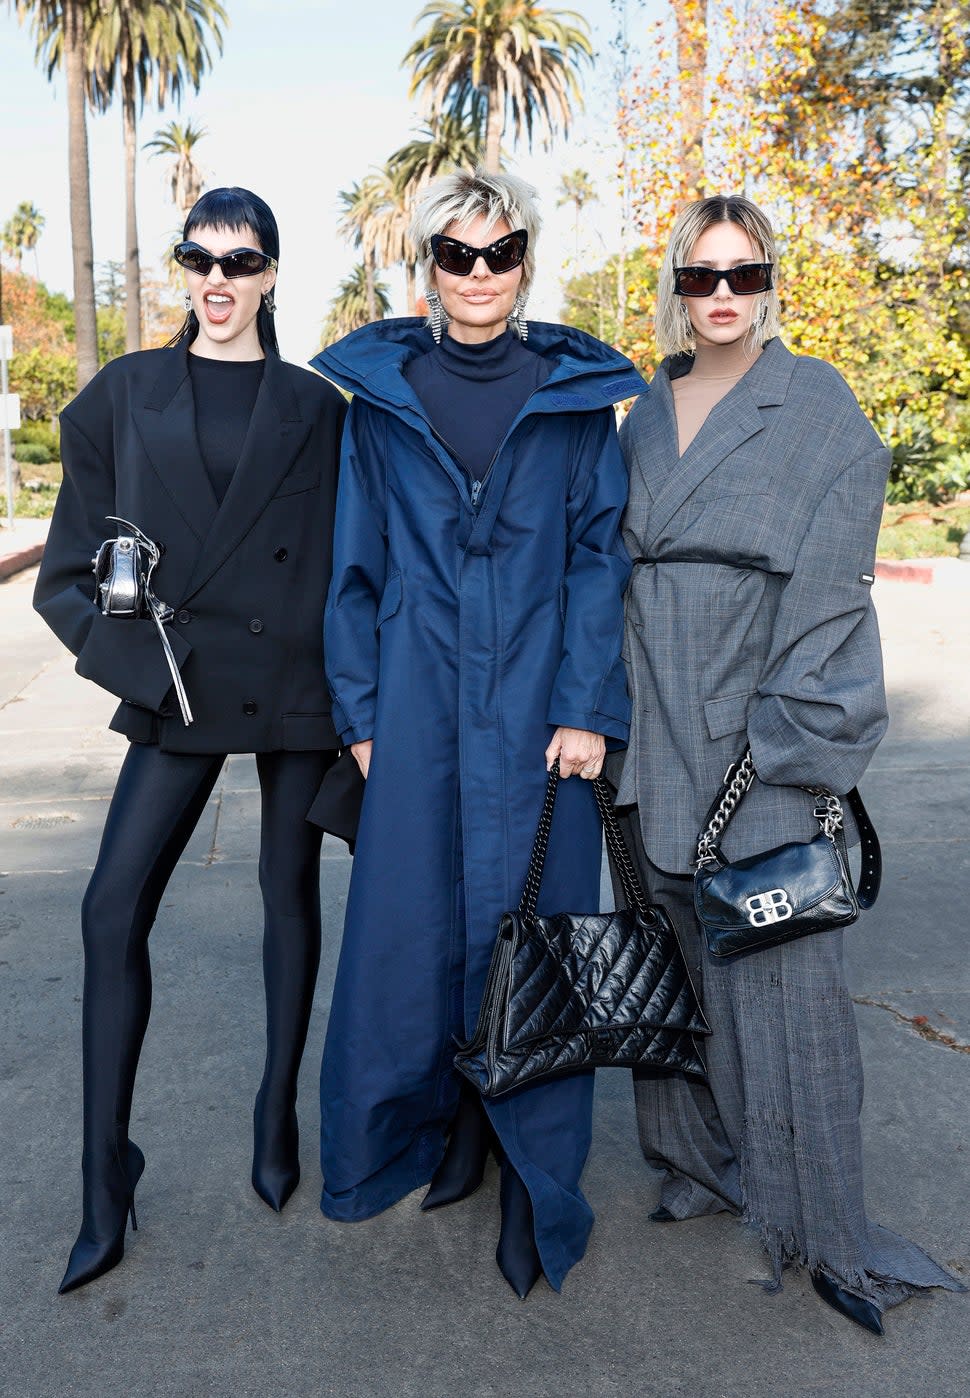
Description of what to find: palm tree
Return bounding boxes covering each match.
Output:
[404,1,592,173]
[387,112,484,191]
[337,177,386,324]
[368,167,420,314]
[86,1,227,352]
[145,117,208,216]
[321,262,392,345]
[13,0,99,388]
[557,168,595,262]
[2,201,46,274]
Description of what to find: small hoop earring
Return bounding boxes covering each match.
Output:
[508,292,529,341]
[183,292,192,312]
[263,290,276,314]
[426,289,448,345]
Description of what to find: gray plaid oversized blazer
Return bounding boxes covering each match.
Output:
[611,336,891,873]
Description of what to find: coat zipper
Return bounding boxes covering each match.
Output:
[429,427,505,513]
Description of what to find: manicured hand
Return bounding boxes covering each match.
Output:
[545,727,606,780]
[351,740,373,779]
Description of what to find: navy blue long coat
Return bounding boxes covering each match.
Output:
[311,320,644,1290]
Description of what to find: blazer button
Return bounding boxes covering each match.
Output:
[248,618,264,634]
[242,700,258,716]
[176,608,192,624]
[274,547,288,562]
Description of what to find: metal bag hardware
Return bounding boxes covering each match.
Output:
[92,517,193,726]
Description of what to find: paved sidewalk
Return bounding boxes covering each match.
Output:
[0,563,967,1398]
[0,516,49,580]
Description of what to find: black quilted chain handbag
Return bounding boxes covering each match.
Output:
[454,760,710,1099]
[693,747,881,959]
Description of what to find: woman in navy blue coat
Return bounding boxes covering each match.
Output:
[311,169,645,1296]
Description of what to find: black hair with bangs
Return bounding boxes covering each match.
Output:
[167,186,280,354]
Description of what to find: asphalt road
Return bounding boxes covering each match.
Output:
[1,563,967,1398]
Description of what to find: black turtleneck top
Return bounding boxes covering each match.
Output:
[403,329,551,486]
[188,353,265,505]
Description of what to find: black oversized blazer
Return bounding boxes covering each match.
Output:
[34,343,346,754]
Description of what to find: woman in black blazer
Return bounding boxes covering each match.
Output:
[34,187,346,1293]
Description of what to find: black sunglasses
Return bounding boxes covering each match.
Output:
[430,229,528,277]
[674,263,773,297]
[173,241,278,278]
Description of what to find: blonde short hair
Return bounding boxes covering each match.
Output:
[655,195,781,358]
[410,167,541,302]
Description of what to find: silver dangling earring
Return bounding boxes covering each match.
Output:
[680,299,695,350]
[183,292,192,312]
[263,290,276,314]
[426,289,447,345]
[508,293,529,341]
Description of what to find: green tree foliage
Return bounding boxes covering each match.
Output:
[321,262,393,345]
[405,1,592,172]
[2,200,46,273]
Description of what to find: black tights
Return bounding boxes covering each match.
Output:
[78,742,332,1228]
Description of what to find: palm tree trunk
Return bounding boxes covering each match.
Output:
[123,82,142,353]
[485,85,502,173]
[405,260,417,315]
[673,0,708,200]
[65,0,98,389]
[365,250,377,322]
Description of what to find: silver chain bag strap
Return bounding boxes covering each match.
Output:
[693,747,880,958]
[92,517,193,726]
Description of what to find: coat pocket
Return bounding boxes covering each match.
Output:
[703,689,757,741]
[375,570,402,630]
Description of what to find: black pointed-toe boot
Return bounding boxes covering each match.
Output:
[421,1083,496,1212]
[59,1138,145,1295]
[811,1271,884,1336]
[496,1162,543,1300]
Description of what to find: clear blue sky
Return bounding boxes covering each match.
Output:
[0,0,662,361]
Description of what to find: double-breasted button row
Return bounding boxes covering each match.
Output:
[176,608,192,625]
[248,618,264,635]
[242,700,258,716]
[274,547,288,562]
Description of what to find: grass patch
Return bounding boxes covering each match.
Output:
[878,501,970,559]
[0,483,58,519]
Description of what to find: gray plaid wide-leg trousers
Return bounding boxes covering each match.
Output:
[615,808,964,1312]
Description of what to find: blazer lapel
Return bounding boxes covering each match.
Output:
[643,339,796,552]
[624,369,678,513]
[136,346,219,541]
[182,352,307,600]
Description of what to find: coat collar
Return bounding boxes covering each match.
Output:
[137,343,305,602]
[633,338,796,551]
[311,319,646,511]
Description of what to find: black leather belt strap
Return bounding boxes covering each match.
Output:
[845,786,881,908]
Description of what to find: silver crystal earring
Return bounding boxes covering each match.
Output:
[426,289,448,345]
[263,290,276,314]
[508,293,529,341]
[183,292,192,312]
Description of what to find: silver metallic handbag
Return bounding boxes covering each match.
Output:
[92,517,193,726]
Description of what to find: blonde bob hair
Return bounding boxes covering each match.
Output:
[410,167,541,304]
[655,195,781,358]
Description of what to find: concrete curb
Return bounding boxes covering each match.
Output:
[0,539,45,581]
[875,556,970,585]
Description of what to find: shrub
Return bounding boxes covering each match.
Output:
[13,420,59,455]
[13,441,54,465]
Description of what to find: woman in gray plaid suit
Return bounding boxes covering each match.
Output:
[609,194,963,1334]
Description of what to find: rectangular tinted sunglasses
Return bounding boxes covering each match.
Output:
[674,263,773,296]
[430,229,528,277]
[173,241,278,278]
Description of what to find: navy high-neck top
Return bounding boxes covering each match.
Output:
[403,329,551,485]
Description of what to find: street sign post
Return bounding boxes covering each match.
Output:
[1,325,15,530]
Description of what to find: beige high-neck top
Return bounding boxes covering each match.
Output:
[671,339,762,456]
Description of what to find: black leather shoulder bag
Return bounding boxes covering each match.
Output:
[454,760,710,1099]
[693,748,881,959]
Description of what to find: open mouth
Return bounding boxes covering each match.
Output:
[203,292,235,324]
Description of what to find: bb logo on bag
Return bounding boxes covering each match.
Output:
[745,889,793,926]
